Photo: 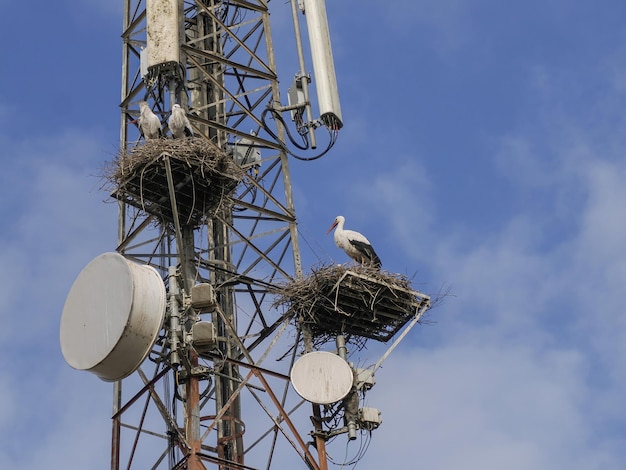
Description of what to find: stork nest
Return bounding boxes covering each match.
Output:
[102,138,245,224]
[272,263,431,346]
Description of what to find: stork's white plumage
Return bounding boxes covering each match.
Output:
[326,215,382,268]
[168,104,194,138]
[138,101,162,140]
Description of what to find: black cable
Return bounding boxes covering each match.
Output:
[261,106,339,161]
[261,107,309,150]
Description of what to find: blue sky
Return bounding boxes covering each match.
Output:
[2,0,626,468]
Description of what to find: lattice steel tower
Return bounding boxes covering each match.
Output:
[59,1,431,469]
[113,0,337,468]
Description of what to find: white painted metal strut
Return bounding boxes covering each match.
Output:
[373,300,431,374]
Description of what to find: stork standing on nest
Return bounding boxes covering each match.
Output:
[326,215,382,269]
[168,104,194,138]
[138,101,162,140]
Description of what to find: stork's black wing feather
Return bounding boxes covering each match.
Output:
[350,240,382,269]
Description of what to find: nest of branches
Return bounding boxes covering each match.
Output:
[272,263,431,346]
[103,138,244,224]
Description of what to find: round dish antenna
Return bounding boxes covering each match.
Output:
[59,252,166,382]
[290,351,354,404]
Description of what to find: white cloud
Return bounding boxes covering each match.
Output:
[379,0,473,57]
[358,343,620,469]
[348,157,435,268]
[0,130,118,338]
[0,129,119,468]
[335,66,626,465]
[5,2,626,468]
[70,0,122,19]
[0,366,111,469]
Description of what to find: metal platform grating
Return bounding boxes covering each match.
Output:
[109,139,243,225]
[308,269,430,341]
[274,265,431,343]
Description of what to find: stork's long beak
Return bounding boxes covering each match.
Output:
[325,221,337,235]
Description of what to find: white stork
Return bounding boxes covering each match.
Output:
[168,104,194,138]
[138,101,162,140]
[326,215,382,269]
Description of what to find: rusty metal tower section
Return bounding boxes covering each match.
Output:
[114,1,312,468]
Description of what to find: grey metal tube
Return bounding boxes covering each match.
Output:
[290,0,318,148]
[168,266,181,367]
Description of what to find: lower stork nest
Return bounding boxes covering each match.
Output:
[273,264,431,345]
[103,138,244,225]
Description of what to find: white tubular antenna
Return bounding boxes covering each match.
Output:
[146,0,181,67]
[302,0,343,129]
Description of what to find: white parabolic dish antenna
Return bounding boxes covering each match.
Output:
[59,252,166,382]
[290,351,354,404]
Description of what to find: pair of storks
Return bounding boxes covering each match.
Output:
[137,101,194,140]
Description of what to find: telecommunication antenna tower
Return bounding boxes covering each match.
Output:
[59,1,431,469]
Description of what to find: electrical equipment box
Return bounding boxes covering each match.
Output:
[191,283,217,312]
[288,76,306,121]
[191,321,217,351]
[358,407,382,430]
[231,131,261,169]
[355,368,376,391]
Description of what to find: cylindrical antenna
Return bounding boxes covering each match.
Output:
[302,0,343,129]
[146,0,181,68]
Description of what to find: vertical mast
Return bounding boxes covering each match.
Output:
[114,1,317,468]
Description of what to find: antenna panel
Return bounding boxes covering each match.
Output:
[303,0,343,128]
[290,351,354,404]
[59,252,166,382]
[146,0,180,68]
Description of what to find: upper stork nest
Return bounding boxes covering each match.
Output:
[272,264,431,345]
[103,138,244,225]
